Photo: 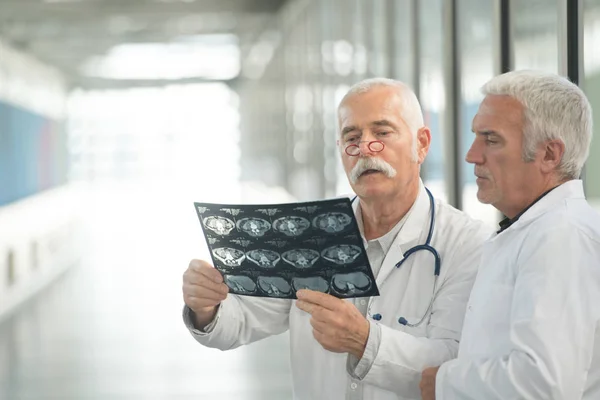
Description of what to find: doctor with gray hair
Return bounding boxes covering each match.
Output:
[182,78,491,400]
[420,70,600,400]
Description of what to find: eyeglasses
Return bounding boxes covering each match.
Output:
[343,140,385,157]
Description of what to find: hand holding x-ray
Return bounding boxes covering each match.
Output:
[182,259,229,329]
[296,289,369,358]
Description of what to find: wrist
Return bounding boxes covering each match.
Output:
[351,319,370,359]
[192,305,219,330]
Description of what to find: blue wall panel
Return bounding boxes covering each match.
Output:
[0,100,67,207]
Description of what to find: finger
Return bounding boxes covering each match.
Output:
[298,302,343,331]
[307,302,340,324]
[182,282,229,300]
[309,317,332,334]
[183,267,224,285]
[311,323,328,344]
[184,294,223,310]
[296,299,335,317]
[188,259,223,283]
[296,289,341,311]
[183,269,228,295]
[295,299,317,314]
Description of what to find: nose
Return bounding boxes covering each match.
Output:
[358,141,376,156]
[358,131,381,156]
[465,138,483,165]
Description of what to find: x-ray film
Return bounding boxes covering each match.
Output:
[194,198,379,299]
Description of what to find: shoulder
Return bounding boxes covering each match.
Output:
[521,199,600,245]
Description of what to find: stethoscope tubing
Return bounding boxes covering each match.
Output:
[353,187,440,327]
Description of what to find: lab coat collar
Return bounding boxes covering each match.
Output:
[497,186,557,233]
[504,179,585,232]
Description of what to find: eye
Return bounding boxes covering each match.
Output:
[376,131,390,137]
[485,137,498,145]
[345,135,359,144]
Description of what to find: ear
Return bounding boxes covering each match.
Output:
[416,127,431,164]
[540,139,565,173]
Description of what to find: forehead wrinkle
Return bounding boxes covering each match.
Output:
[338,90,414,135]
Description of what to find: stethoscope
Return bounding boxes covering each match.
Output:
[352,187,440,328]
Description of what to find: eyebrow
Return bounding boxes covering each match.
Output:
[341,119,399,137]
[472,128,500,137]
[371,120,398,129]
[341,126,360,137]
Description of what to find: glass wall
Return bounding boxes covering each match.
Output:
[584,0,600,207]
[458,0,498,226]
[418,0,447,202]
[513,0,560,73]
[237,0,600,217]
[389,0,414,85]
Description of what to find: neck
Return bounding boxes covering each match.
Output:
[503,175,567,219]
[359,180,420,241]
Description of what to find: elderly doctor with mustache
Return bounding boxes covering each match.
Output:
[181,78,491,400]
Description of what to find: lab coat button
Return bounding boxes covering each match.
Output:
[350,383,358,390]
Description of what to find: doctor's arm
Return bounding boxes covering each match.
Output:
[435,226,599,400]
[182,259,292,351]
[346,231,484,398]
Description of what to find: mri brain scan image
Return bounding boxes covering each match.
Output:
[331,272,372,296]
[203,216,235,235]
[281,248,320,269]
[213,247,245,267]
[236,217,271,237]
[321,244,361,265]
[292,276,329,293]
[272,215,310,237]
[224,275,257,294]
[313,212,352,233]
[257,276,292,297]
[246,249,281,268]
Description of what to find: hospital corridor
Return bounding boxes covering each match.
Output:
[0,182,294,399]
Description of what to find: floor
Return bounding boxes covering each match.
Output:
[0,182,294,400]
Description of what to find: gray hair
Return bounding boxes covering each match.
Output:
[482,70,593,180]
[338,78,424,161]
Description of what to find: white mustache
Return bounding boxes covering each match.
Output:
[349,157,397,184]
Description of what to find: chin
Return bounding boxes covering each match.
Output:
[476,190,496,205]
[353,179,392,198]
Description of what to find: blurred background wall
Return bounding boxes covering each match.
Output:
[0,36,82,320]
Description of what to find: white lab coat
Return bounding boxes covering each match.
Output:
[185,182,491,399]
[436,180,600,400]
